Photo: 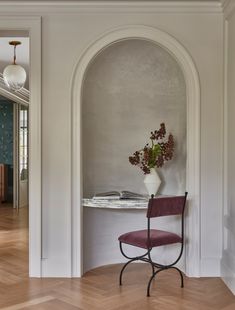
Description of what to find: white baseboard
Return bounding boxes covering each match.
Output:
[200,258,221,277]
[41,257,72,277]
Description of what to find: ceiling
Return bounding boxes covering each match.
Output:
[0,0,227,6]
[0,0,224,2]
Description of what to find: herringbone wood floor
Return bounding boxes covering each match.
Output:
[0,204,235,309]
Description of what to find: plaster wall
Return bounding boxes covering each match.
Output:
[82,39,186,198]
[0,5,223,276]
[40,10,222,276]
[221,5,235,293]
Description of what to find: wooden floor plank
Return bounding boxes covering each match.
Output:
[0,204,235,309]
[0,296,55,310]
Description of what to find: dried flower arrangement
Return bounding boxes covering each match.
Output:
[129,123,174,174]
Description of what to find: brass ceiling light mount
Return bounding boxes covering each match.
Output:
[3,40,27,92]
[9,40,22,64]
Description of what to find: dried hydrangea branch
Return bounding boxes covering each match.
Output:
[129,123,174,174]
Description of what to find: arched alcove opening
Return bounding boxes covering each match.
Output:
[83,39,186,197]
[71,26,200,277]
[82,39,187,273]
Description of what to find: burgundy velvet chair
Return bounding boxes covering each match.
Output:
[118,192,188,296]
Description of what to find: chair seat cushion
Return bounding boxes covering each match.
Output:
[118,229,182,249]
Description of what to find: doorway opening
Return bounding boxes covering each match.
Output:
[0,32,30,281]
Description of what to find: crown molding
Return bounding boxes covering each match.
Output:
[0,1,223,14]
[221,0,229,6]
[223,0,235,19]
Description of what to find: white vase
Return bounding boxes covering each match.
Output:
[143,168,161,196]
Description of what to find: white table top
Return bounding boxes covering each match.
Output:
[82,198,149,209]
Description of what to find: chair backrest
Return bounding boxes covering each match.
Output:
[146,192,188,218]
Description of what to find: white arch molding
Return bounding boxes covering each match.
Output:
[71,25,200,278]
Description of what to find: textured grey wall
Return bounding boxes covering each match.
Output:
[82,39,186,197]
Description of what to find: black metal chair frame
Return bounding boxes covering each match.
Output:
[119,192,188,297]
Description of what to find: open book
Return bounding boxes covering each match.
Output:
[93,191,148,200]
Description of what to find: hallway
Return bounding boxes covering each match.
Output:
[0,205,28,285]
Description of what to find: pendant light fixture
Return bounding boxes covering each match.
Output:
[3,41,27,92]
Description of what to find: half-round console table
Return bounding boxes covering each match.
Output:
[83,198,148,209]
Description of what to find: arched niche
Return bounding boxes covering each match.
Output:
[83,39,186,198]
[71,25,200,277]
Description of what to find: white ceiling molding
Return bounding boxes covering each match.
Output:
[0,30,29,37]
[223,0,235,18]
[221,0,231,8]
[0,72,29,106]
[0,1,224,14]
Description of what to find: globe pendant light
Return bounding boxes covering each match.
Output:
[3,41,27,92]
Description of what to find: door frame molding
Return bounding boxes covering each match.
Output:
[0,16,42,277]
[71,25,200,277]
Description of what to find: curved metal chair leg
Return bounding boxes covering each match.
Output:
[119,242,152,286]
[151,263,155,276]
[147,268,165,297]
[147,251,155,276]
[169,266,184,288]
[119,258,138,286]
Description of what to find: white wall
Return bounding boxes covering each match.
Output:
[221,3,235,294]
[0,3,223,277]
[42,8,223,277]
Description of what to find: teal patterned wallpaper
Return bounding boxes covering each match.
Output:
[0,100,13,165]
